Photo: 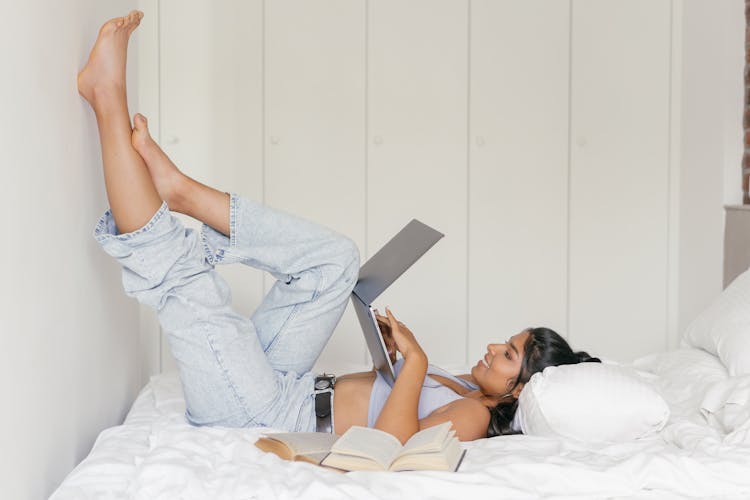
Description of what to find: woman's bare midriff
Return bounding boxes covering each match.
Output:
[332,371,377,435]
[332,371,481,435]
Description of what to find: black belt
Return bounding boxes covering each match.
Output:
[314,374,336,433]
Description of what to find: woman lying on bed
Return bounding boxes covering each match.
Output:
[78,11,599,445]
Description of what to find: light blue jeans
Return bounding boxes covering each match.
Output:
[94,194,359,432]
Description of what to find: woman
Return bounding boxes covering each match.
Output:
[78,11,598,444]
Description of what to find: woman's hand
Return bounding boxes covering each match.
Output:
[372,307,428,443]
[379,307,426,363]
[374,309,398,364]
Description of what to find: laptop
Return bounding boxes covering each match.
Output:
[350,219,444,386]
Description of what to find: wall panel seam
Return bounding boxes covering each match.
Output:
[666,0,673,351]
[565,0,574,342]
[261,0,267,297]
[667,0,683,349]
[157,0,164,373]
[364,0,370,366]
[465,0,471,368]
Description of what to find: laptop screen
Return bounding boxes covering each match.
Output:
[351,293,396,386]
[353,219,444,306]
[350,218,444,387]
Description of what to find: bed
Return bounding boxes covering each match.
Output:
[50,345,750,500]
[52,212,750,499]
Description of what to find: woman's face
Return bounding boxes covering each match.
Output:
[471,330,531,398]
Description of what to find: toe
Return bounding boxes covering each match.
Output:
[132,114,152,148]
[101,16,124,34]
[125,11,143,32]
[128,10,143,24]
[133,113,149,130]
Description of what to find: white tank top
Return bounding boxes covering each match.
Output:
[367,358,479,427]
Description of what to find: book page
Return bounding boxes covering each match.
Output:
[330,426,403,469]
[262,432,339,457]
[300,451,331,465]
[399,422,452,456]
[390,439,465,472]
[321,452,383,472]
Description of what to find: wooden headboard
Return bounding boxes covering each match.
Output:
[724,206,750,287]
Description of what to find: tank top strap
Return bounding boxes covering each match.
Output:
[426,364,479,390]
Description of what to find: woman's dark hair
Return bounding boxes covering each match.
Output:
[486,327,601,438]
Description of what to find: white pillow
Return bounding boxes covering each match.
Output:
[700,375,750,435]
[512,363,670,443]
[682,267,750,376]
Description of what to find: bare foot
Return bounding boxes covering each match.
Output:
[78,10,144,106]
[132,113,188,210]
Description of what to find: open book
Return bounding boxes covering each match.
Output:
[255,431,339,466]
[256,422,465,472]
[321,422,464,472]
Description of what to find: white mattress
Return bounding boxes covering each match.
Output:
[51,348,750,499]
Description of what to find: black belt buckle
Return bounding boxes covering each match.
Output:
[314,374,336,433]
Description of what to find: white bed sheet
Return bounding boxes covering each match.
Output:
[51,348,750,500]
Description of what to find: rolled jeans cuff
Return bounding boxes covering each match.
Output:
[93,201,212,310]
[200,193,237,266]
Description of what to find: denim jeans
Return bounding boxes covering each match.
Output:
[94,194,359,431]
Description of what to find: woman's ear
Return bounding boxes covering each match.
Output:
[511,382,525,399]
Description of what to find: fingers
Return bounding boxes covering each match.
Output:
[385,309,402,335]
[384,307,403,326]
[373,308,396,359]
[386,339,396,357]
[377,308,408,332]
[381,307,425,361]
[374,308,386,321]
[375,308,394,324]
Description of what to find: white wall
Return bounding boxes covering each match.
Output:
[678,0,745,334]
[0,2,742,496]
[150,0,741,374]
[0,2,151,499]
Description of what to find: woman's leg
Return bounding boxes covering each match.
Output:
[131,117,360,375]
[81,12,357,430]
[77,11,162,233]
[80,13,298,430]
[131,113,231,236]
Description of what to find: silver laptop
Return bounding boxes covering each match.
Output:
[350,219,444,386]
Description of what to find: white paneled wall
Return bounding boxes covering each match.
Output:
[368,0,469,367]
[158,0,265,370]
[1,2,145,497]
[264,0,367,370]
[569,0,673,359]
[468,0,570,365]
[146,0,688,372]
[679,0,742,338]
